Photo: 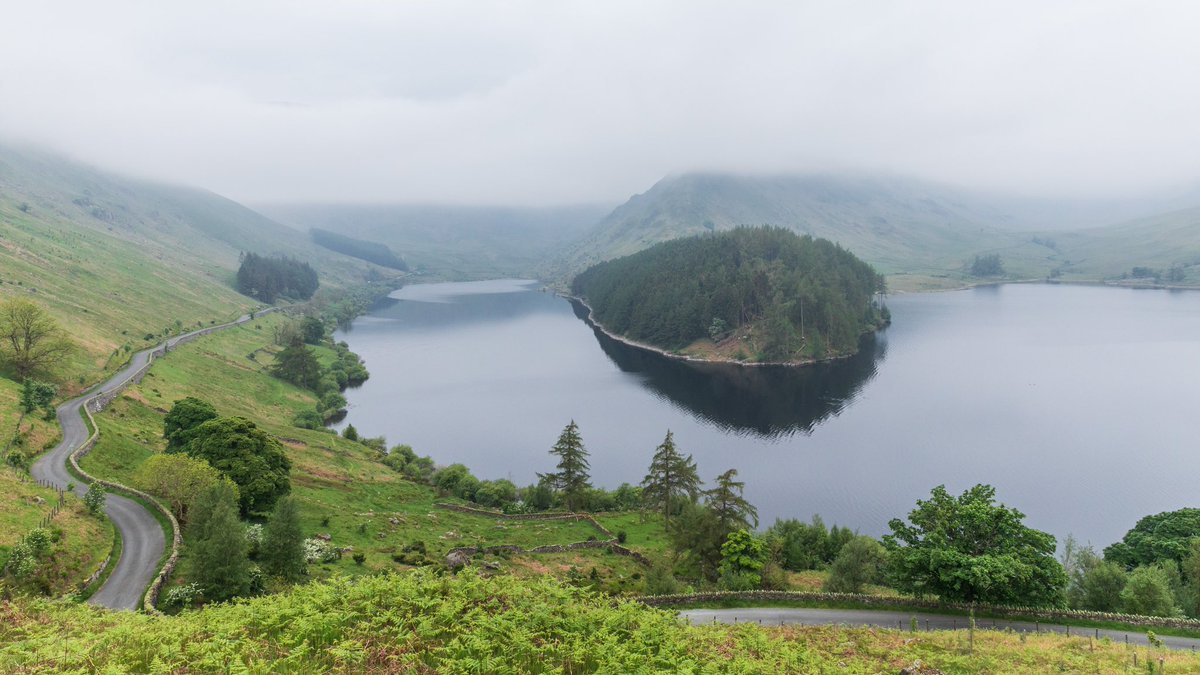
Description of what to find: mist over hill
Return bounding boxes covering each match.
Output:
[260,203,610,280]
[551,172,1200,288]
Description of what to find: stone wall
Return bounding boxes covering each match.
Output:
[637,590,1200,631]
[68,307,275,613]
[433,502,615,538]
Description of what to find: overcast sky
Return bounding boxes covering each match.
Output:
[2,1,1199,205]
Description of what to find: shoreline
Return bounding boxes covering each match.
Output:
[561,293,865,369]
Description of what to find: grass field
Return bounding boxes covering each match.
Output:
[80,312,657,595]
[0,468,113,597]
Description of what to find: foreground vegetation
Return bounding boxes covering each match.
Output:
[6,570,1200,673]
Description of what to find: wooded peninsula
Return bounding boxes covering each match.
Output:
[570,227,889,364]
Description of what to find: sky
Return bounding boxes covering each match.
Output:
[2,1,1200,205]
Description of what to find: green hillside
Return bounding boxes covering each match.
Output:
[262,203,609,280]
[1052,207,1200,284]
[552,172,1200,291]
[572,227,886,363]
[0,144,391,383]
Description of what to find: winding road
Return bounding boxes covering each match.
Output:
[681,608,1200,652]
[31,310,267,610]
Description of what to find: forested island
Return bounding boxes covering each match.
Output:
[570,227,888,364]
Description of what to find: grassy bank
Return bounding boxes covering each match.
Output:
[80,312,658,590]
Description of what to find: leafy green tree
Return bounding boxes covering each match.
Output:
[883,484,1066,606]
[300,316,326,345]
[186,481,251,601]
[18,379,55,419]
[705,469,758,532]
[474,479,518,508]
[133,453,236,525]
[1076,561,1128,612]
[0,298,73,378]
[261,496,306,581]
[163,397,218,452]
[1104,508,1200,569]
[640,430,701,528]
[717,529,768,590]
[182,417,291,515]
[825,536,887,593]
[668,501,726,581]
[1120,565,1179,617]
[271,341,323,390]
[539,421,591,512]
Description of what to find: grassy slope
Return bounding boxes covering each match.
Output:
[0,144,400,591]
[552,172,1200,292]
[80,313,649,587]
[0,143,395,386]
[261,202,610,281]
[2,570,1198,673]
[0,468,113,596]
[1054,206,1200,282]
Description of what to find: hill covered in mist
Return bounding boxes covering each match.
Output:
[551,172,1200,289]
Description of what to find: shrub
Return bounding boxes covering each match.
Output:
[353,552,366,566]
[304,538,340,564]
[824,536,887,593]
[245,524,264,558]
[83,485,106,515]
[292,409,324,430]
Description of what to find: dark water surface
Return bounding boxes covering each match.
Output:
[335,280,1200,548]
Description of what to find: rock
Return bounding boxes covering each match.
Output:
[483,561,501,571]
[900,661,944,675]
[389,518,400,525]
[316,533,332,541]
[445,549,472,570]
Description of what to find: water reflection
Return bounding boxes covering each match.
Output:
[572,300,887,438]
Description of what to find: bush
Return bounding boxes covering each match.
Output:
[292,409,324,430]
[617,530,628,544]
[245,524,264,559]
[83,485,106,515]
[644,560,682,595]
[304,538,340,564]
[161,583,204,610]
[353,552,366,566]
[824,536,887,593]
[1121,565,1180,617]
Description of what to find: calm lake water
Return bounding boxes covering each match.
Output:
[334,280,1200,548]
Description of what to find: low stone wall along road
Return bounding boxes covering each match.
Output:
[31,310,272,611]
[680,608,1200,652]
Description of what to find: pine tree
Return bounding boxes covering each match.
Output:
[539,420,591,512]
[261,496,306,581]
[186,481,251,601]
[270,341,323,390]
[705,468,758,533]
[640,430,701,527]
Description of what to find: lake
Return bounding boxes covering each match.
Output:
[334,280,1200,549]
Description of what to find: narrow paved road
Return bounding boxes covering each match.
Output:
[31,310,266,610]
[681,608,1200,652]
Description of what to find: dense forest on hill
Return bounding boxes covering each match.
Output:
[235,253,319,303]
[310,228,409,270]
[571,227,887,362]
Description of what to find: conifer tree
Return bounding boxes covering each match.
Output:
[261,496,306,581]
[187,481,251,601]
[705,468,758,532]
[640,430,702,527]
[539,420,591,512]
[270,340,323,390]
